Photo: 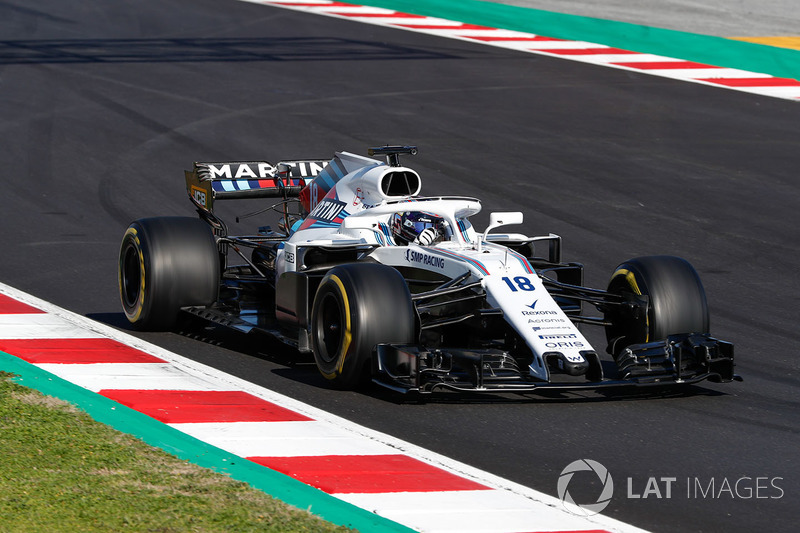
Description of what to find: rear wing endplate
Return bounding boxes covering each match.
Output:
[185,160,327,212]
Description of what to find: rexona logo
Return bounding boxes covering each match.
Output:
[206,163,275,179]
[309,199,346,222]
[557,459,614,516]
[405,249,445,269]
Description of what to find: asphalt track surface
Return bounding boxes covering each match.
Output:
[1,1,798,532]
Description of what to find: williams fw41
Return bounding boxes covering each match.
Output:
[118,146,738,394]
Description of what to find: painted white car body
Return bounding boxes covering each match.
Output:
[171,146,736,394]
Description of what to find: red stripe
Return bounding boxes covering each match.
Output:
[257,179,280,188]
[699,77,800,87]
[545,47,638,55]
[0,338,164,364]
[99,390,312,423]
[612,60,720,70]
[0,294,44,314]
[393,23,494,30]
[466,35,564,42]
[330,11,424,18]
[249,454,491,494]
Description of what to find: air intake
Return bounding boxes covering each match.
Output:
[382,171,420,197]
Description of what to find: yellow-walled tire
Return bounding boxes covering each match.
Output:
[605,255,709,355]
[311,263,416,389]
[119,217,219,330]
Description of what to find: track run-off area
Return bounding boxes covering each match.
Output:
[0,285,644,533]
[246,0,800,100]
[1,0,798,532]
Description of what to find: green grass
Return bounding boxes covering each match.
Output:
[0,372,353,533]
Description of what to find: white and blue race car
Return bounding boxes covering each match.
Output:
[118,146,737,393]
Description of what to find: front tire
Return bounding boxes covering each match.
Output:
[604,255,709,354]
[119,217,219,330]
[310,263,416,389]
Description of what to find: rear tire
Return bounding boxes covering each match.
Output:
[119,217,219,330]
[605,255,709,354]
[310,263,416,389]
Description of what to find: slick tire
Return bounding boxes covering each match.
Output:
[119,217,219,330]
[604,255,709,354]
[310,263,416,389]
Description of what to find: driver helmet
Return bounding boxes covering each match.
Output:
[392,211,447,245]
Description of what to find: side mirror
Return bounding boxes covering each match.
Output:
[479,212,523,251]
[276,162,292,182]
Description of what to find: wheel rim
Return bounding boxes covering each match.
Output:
[121,242,142,309]
[605,272,649,346]
[316,292,344,365]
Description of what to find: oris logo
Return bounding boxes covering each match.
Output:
[545,341,585,349]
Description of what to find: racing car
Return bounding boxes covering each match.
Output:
[118,145,737,393]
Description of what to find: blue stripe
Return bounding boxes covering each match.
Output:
[432,248,489,275]
[308,220,342,229]
[457,220,471,243]
[379,223,394,245]
[508,249,534,274]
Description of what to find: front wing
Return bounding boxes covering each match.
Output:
[374,333,738,394]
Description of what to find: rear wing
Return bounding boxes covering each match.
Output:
[185,160,327,212]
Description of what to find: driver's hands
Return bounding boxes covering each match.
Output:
[414,227,439,246]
